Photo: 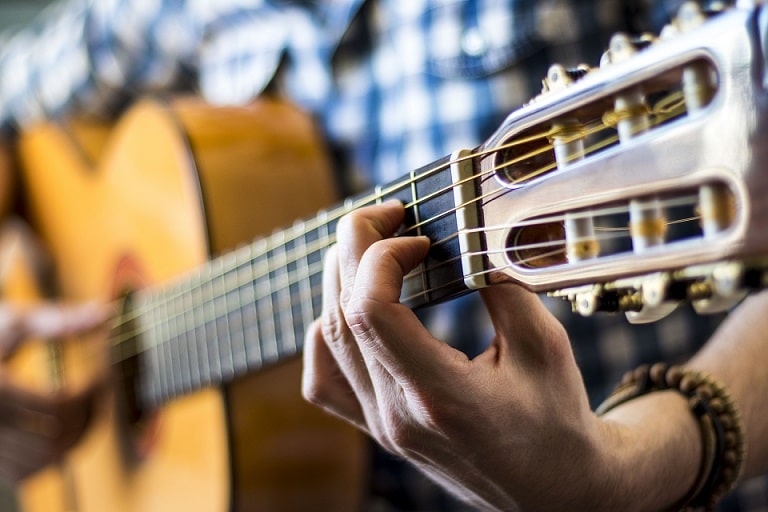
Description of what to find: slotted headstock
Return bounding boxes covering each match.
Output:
[470,1,768,322]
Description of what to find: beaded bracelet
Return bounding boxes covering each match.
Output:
[596,363,745,511]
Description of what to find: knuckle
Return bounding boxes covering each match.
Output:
[320,304,347,344]
[336,210,366,240]
[365,239,396,266]
[342,297,377,345]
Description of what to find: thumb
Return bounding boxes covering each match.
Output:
[0,301,113,361]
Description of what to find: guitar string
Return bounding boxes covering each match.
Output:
[114,90,677,339]
[111,91,684,336]
[109,93,692,367]
[118,197,701,375]
[111,112,628,341]
[116,189,701,350]
[111,98,692,366]
[399,203,704,304]
[120,213,707,395]
[110,188,703,366]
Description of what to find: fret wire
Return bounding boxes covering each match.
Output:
[273,231,297,357]
[410,169,430,301]
[315,210,331,317]
[245,243,271,368]
[163,291,184,394]
[151,295,170,401]
[191,270,211,387]
[239,242,259,370]
[231,245,250,375]
[218,254,236,379]
[134,297,156,406]
[160,297,178,399]
[206,259,223,382]
[181,276,202,390]
[174,290,193,390]
[294,222,316,337]
[260,240,279,364]
[144,342,160,408]
[167,272,187,390]
[159,290,172,395]
[163,288,179,395]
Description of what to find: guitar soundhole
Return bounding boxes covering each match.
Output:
[112,291,160,463]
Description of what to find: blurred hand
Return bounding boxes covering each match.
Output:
[0,302,111,483]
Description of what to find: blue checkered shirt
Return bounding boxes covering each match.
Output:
[1,0,766,510]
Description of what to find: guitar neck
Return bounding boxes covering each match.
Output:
[117,153,480,409]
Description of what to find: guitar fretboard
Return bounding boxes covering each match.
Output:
[115,153,479,409]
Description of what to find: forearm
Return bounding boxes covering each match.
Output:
[598,391,702,511]
[595,291,768,510]
[687,291,768,478]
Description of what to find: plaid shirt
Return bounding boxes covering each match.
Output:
[1,0,766,510]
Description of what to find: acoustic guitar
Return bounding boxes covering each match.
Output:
[9,2,768,511]
[12,97,367,511]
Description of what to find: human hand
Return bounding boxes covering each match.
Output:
[302,201,712,511]
[0,301,111,483]
[302,201,622,510]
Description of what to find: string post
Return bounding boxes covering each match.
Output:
[629,197,667,252]
[699,183,734,239]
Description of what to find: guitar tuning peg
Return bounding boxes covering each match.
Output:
[601,32,657,66]
[565,286,643,317]
[691,263,749,314]
[624,273,681,324]
[676,1,708,31]
[660,1,733,39]
[541,63,592,93]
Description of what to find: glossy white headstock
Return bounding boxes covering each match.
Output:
[472,2,768,322]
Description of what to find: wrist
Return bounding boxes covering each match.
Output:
[595,390,702,512]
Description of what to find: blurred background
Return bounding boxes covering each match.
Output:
[0,0,52,32]
[0,2,57,509]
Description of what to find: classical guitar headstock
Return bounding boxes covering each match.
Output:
[468,1,768,323]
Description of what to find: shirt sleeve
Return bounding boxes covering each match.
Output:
[0,0,203,132]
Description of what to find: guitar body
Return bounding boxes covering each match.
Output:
[13,97,367,511]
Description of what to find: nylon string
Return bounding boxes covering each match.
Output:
[110,90,692,366]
